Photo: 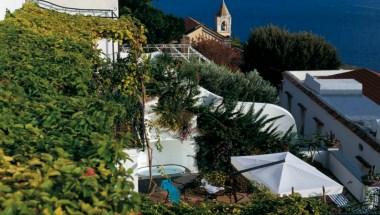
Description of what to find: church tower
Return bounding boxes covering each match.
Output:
[216,0,232,37]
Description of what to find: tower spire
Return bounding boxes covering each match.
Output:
[217,0,231,17]
[216,0,232,37]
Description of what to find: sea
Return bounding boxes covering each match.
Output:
[153,0,380,71]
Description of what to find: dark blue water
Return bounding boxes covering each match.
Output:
[153,0,380,70]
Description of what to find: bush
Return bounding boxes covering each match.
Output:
[147,56,278,138]
[203,171,228,187]
[140,192,331,215]
[120,0,185,43]
[243,25,341,86]
[147,55,199,138]
[194,39,242,71]
[241,192,331,215]
[180,62,278,103]
[0,4,145,213]
[195,102,292,173]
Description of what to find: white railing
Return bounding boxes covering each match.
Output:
[33,0,117,18]
[143,44,210,63]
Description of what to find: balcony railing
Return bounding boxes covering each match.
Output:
[142,44,210,63]
[33,0,117,18]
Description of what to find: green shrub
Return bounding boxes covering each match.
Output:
[140,197,242,215]
[241,192,331,215]
[244,25,341,86]
[147,55,199,138]
[180,62,278,103]
[0,4,145,213]
[120,0,185,43]
[203,171,228,187]
[195,102,293,173]
[140,192,331,215]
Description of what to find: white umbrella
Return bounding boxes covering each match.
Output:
[231,152,343,197]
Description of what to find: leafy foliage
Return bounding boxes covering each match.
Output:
[140,192,331,215]
[0,3,146,214]
[202,171,228,187]
[194,39,243,71]
[5,3,146,50]
[241,192,331,215]
[243,25,341,86]
[195,102,292,172]
[180,62,278,103]
[120,0,185,44]
[147,55,199,138]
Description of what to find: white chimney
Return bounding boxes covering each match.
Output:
[304,74,363,96]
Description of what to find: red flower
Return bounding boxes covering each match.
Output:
[84,167,96,177]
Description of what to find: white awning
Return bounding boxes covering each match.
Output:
[231,152,343,197]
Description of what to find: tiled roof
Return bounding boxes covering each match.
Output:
[320,69,380,105]
[184,17,201,33]
[184,17,227,41]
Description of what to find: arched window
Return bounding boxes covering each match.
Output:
[221,21,226,31]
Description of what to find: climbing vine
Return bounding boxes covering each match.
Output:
[0,3,146,214]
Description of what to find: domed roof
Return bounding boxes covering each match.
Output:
[217,0,231,17]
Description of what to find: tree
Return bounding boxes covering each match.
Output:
[195,101,293,173]
[119,0,185,44]
[147,55,199,139]
[243,25,341,86]
[194,39,242,71]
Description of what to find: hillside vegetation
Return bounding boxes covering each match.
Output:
[0,4,146,214]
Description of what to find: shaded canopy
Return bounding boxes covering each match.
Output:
[231,152,343,197]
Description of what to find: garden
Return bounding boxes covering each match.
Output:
[0,3,337,215]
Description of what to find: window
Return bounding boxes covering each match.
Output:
[221,21,226,31]
[285,91,293,112]
[313,117,324,134]
[358,143,364,151]
[298,103,306,135]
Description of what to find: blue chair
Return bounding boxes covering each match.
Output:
[160,179,181,204]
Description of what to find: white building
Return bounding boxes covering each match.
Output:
[124,86,297,192]
[0,0,119,61]
[280,69,380,202]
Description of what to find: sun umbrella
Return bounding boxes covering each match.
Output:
[231,152,343,197]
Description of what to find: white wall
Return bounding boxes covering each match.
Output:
[0,0,119,21]
[138,140,198,173]
[122,149,140,192]
[45,0,118,16]
[0,0,26,20]
[97,39,119,62]
[280,72,380,201]
[198,86,297,135]
[328,151,365,201]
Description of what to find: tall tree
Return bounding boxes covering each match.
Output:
[243,25,341,86]
[119,0,185,44]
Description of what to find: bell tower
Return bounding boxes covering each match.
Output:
[216,0,232,37]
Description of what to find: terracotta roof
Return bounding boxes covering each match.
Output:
[184,17,227,42]
[320,69,380,105]
[217,0,231,17]
[184,17,201,33]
